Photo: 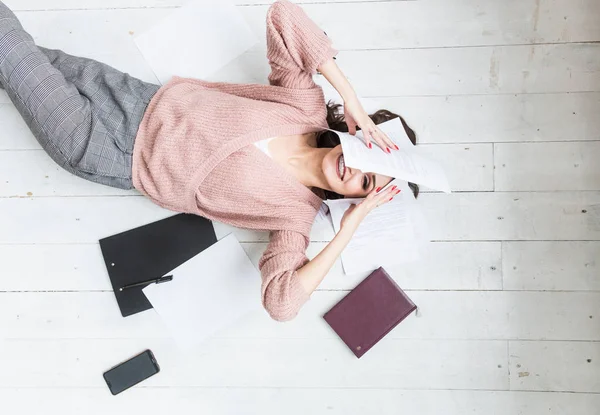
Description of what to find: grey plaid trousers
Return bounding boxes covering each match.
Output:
[0,2,160,189]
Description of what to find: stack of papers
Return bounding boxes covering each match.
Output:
[143,234,261,349]
[326,180,429,275]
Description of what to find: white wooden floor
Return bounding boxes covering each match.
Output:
[1,0,599,413]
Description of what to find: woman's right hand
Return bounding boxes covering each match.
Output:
[340,185,401,232]
[343,96,399,153]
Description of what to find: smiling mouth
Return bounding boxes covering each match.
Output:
[337,154,346,180]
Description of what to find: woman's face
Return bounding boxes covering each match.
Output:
[322,145,393,197]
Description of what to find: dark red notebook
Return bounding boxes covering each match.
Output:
[323,267,417,358]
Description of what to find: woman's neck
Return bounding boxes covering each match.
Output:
[268,133,330,190]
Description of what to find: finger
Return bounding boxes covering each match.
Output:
[364,185,399,210]
[348,122,357,136]
[362,128,375,150]
[346,114,358,136]
[374,185,401,204]
[370,130,390,153]
[376,127,399,151]
[377,193,399,207]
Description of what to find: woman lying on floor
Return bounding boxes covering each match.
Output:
[0,0,418,321]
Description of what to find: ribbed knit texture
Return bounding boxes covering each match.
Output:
[132,0,338,321]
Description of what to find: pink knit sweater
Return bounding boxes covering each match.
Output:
[132,0,338,321]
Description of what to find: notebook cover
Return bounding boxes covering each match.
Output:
[323,267,417,358]
[99,214,217,318]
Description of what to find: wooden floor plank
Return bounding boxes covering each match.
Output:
[0,196,176,244]
[3,9,594,99]
[503,241,600,291]
[241,0,600,50]
[0,388,598,415]
[510,341,600,393]
[1,291,597,341]
[339,43,600,96]
[419,144,493,192]
[8,0,600,50]
[374,92,600,144]
[0,241,501,291]
[6,0,401,10]
[422,192,600,241]
[0,151,137,197]
[0,338,508,389]
[213,44,600,96]
[495,142,600,191]
[3,192,600,244]
[314,241,503,291]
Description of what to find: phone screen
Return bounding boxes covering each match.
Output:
[103,350,160,395]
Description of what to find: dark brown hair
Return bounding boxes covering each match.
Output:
[316,102,420,199]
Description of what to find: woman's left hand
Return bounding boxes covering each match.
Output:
[340,185,400,232]
[343,96,399,153]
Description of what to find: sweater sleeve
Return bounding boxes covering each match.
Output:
[266,0,338,89]
[258,230,312,321]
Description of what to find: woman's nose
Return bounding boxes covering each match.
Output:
[346,166,362,177]
[347,166,358,175]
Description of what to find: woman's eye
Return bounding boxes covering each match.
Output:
[362,176,369,190]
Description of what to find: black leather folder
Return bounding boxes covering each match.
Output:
[99,214,217,317]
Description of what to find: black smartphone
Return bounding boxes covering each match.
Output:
[103,349,160,395]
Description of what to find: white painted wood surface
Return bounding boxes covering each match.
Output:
[3,192,600,244]
[495,141,600,191]
[0,389,599,415]
[205,43,600,96]
[509,341,600,393]
[0,291,598,341]
[375,92,600,144]
[1,241,502,291]
[0,0,598,413]
[0,338,508,389]
[503,241,600,291]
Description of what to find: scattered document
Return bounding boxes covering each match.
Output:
[143,234,261,349]
[134,0,258,84]
[335,118,451,193]
[326,180,429,275]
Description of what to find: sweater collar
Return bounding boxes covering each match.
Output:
[187,123,329,212]
[252,145,325,212]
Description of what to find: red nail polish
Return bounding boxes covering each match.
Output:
[389,197,394,201]
[394,144,399,150]
[395,189,401,194]
[386,147,391,153]
[367,142,372,149]
[391,185,397,191]
[376,187,382,192]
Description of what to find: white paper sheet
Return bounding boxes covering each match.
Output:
[143,234,261,349]
[326,180,428,275]
[134,0,258,84]
[335,118,451,193]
